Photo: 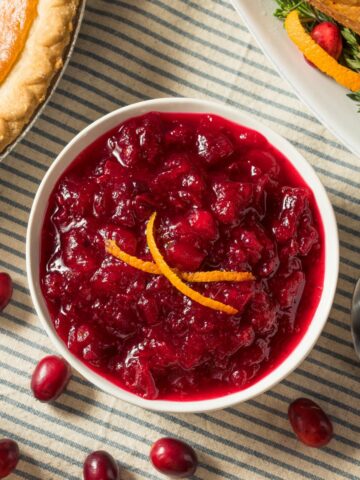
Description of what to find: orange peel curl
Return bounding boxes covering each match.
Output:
[145,212,238,315]
[105,239,159,274]
[105,240,254,283]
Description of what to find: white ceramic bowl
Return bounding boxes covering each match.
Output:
[27,98,339,413]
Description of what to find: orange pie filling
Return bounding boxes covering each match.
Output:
[0,0,39,84]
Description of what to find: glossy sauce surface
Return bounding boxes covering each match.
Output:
[41,112,325,401]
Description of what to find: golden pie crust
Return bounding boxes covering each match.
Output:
[0,0,80,153]
[308,0,360,34]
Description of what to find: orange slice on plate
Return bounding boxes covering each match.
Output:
[285,9,360,92]
[0,0,39,84]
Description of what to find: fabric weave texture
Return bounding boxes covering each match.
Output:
[0,1,358,479]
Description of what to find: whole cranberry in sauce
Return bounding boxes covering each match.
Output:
[31,355,71,402]
[0,439,19,479]
[0,273,13,312]
[83,450,119,480]
[288,398,333,447]
[150,438,198,478]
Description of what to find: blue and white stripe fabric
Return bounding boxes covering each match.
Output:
[0,1,359,479]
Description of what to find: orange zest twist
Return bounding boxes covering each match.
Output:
[105,239,160,274]
[0,0,39,84]
[105,240,254,283]
[182,270,254,283]
[285,10,360,92]
[146,212,238,315]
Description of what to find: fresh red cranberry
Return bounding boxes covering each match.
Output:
[150,438,198,478]
[288,398,333,447]
[0,439,19,478]
[0,273,13,312]
[83,450,119,480]
[310,22,343,60]
[31,355,71,402]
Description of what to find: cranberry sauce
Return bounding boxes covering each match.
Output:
[40,112,324,401]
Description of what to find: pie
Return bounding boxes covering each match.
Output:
[0,0,80,153]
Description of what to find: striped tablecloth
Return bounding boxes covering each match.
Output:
[0,1,359,479]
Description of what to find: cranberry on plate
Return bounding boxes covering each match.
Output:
[83,450,119,480]
[150,438,198,478]
[306,21,343,68]
[0,273,13,312]
[31,355,71,402]
[0,439,19,479]
[310,22,343,60]
[288,398,333,447]
[40,112,324,401]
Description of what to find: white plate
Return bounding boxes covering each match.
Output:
[230,0,360,157]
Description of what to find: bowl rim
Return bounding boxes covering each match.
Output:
[26,97,339,413]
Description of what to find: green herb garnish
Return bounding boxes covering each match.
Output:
[342,28,360,72]
[348,90,360,112]
[274,0,331,25]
